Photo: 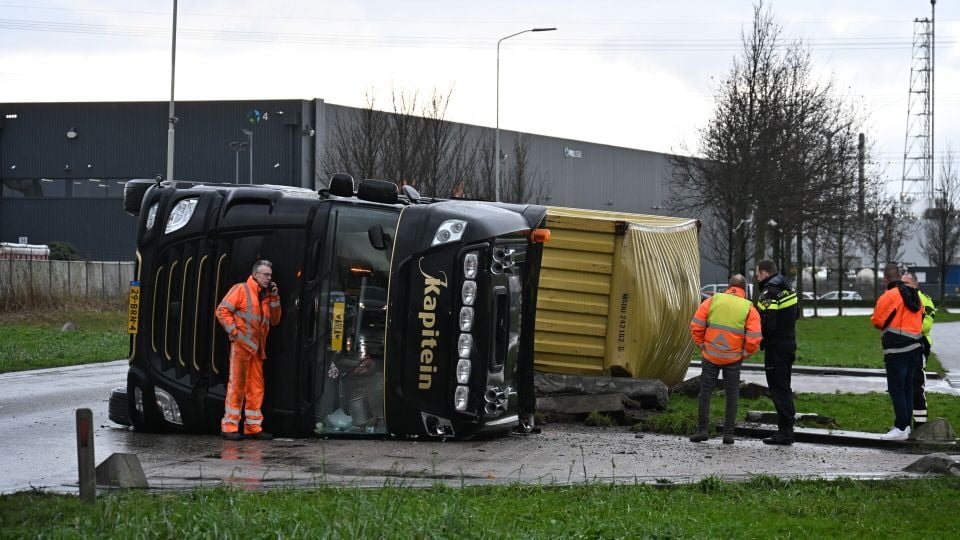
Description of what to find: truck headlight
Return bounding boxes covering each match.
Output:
[459,306,474,331]
[154,387,183,425]
[462,280,477,306]
[165,197,198,234]
[463,252,479,278]
[458,333,473,357]
[456,359,471,384]
[145,203,159,230]
[454,385,469,411]
[431,219,467,246]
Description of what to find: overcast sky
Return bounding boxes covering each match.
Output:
[0,1,957,192]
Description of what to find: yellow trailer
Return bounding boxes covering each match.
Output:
[534,207,700,387]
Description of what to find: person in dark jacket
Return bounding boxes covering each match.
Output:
[902,272,936,427]
[871,264,923,440]
[754,259,799,445]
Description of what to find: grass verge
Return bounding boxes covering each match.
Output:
[634,392,960,436]
[2,478,959,538]
[0,307,127,373]
[794,314,950,373]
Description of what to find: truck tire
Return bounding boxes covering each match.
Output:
[126,371,166,433]
[123,179,156,216]
[108,386,131,426]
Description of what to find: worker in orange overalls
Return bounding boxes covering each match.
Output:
[216,260,282,440]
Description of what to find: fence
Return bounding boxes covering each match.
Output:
[0,259,134,309]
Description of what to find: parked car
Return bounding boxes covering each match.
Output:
[699,283,728,300]
[801,291,816,300]
[700,283,753,300]
[818,290,862,301]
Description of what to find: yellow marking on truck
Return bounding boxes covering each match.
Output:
[331,302,345,351]
[127,283,141,334]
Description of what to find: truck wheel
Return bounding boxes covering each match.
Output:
[108,387,131,426]
[126,374,166,432]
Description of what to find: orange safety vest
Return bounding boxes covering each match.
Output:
[216,276,281,360]
[690,286,762,365]
[871,282,923,357]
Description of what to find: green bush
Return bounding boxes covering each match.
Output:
[47,241,82,261]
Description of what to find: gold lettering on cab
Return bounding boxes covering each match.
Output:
[417,258,447,390]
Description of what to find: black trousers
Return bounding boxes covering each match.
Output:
[764,340,796,429]
[698,359,742,432]
[913,355,927,424]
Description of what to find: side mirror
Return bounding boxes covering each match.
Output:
[402,184,422,203]
[368,224,392,251]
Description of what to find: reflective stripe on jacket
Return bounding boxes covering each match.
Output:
[871,281,923,357]
[755,273,798,342]
[216,275,282,360]
[690,286,762,365]
[919,291,936,347]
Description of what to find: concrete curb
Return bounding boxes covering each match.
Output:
[724,423,958,450]
[691,360,941,379]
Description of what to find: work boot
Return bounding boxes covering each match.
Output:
[763,425,794,446]
[722,429,735,445]
[246,431,274,440]
[689,428,709,443]
[221,431,242,441]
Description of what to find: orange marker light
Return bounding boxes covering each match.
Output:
[530,228,551,243]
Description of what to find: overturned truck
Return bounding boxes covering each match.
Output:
[121,176,699,440]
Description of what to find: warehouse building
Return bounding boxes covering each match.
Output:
[0,98,701,270]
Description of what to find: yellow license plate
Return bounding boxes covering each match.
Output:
[331,301,345,351]
[127,282,141,334]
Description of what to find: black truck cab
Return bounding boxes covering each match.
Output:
[123,175,547,439]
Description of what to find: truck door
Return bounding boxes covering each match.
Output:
[309,204,399,435]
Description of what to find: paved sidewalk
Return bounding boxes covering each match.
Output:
[931,321,960,389]
[683,366,960,396]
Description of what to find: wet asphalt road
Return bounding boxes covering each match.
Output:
[2,320,959,494]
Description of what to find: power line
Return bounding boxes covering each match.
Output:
[0,17,956,52]
[0,3,957,27]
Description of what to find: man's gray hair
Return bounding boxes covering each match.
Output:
[729,274,747,289]
[251,260,273,274]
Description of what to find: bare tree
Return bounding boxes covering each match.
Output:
[321,92,387,183]
[416,88,456,197]
[819,123,863,314]
[382,88,422,186]
[467,132,497,201]
[444,124,482,199]
[669,2,855,284]
[920,148,960,300]
[501,134,548,204]
[859,179,909,299]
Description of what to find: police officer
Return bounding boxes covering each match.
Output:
[902,272,936,428]
[754,259,798,445]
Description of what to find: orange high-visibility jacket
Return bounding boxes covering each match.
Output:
[690,286,762,365]
[871,281,923,357]
[216,275,281,360]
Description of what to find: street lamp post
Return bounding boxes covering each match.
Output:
[242,129,254,184]
[495,27,556,202]
[228,141,248,184]
[166,0,178,181]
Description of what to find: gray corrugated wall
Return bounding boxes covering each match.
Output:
[0,199,137,260]
[0,99,314,260]
[0,100,310,182]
